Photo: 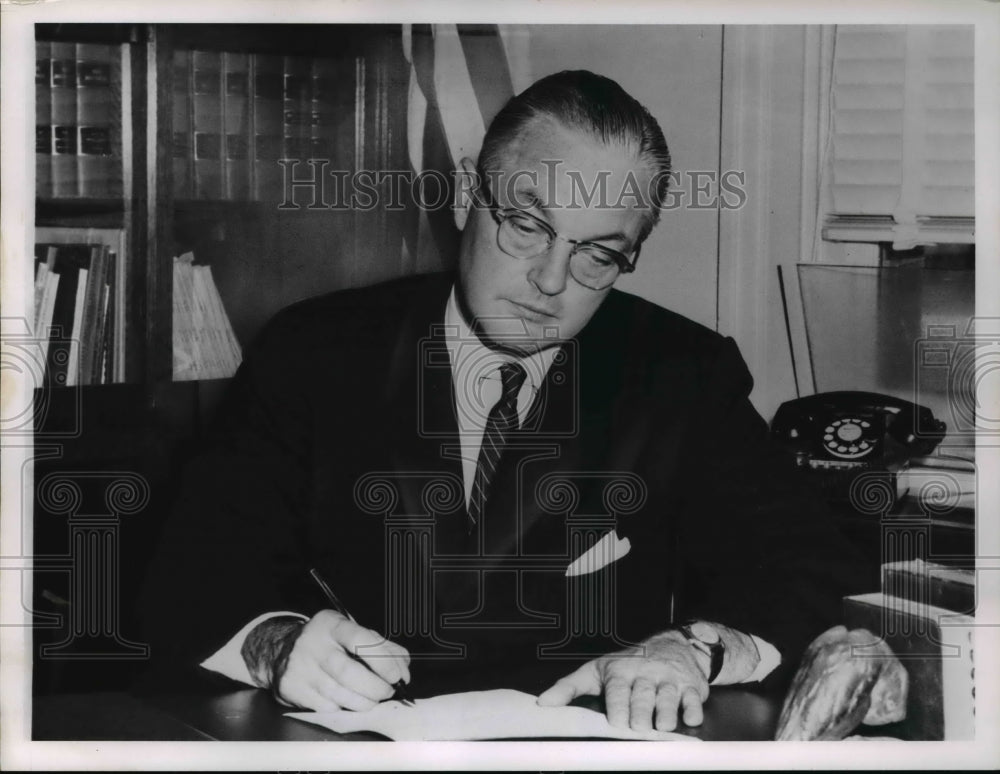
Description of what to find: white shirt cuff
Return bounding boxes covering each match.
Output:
[741,634,782,683]
[199,610,309,686]
[202,615,781,687]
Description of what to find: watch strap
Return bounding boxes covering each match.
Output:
[676,622,725,683]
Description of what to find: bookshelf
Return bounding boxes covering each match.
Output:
[35,24,135,384]
[30,22,409,693]
[34,22,408,388]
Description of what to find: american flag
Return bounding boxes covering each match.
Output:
[401,24,531,272]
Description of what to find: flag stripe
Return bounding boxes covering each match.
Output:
[410,24,461,266]
[420,99,461,264]
[406,66,427,174]
[404,23,521,269]
[497,25,532,94]
[457,24,515,129]
[410,25,437,110]
[431,24,487,167]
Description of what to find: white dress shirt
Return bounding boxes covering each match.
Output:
[441,287,561,507]
[200,286,780,685]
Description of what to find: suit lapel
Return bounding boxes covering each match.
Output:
[480,336,592,558]
[488,295,652,557]
[384,277,466,536]
[385,284,657,555]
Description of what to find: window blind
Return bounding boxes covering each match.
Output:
[824,25,974,247]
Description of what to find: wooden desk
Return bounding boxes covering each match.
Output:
[33,684,781,741]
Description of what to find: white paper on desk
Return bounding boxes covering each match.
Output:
[285,689,695,741]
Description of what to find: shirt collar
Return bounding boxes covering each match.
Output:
[443,286,561,395]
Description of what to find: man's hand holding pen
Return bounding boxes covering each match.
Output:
[242,610,412,713]
[277,610,412,712]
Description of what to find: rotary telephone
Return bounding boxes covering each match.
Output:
[770,391,947,502]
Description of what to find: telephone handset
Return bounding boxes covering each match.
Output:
[771,391,947,473]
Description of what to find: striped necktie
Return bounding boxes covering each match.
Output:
[468,361,527,532]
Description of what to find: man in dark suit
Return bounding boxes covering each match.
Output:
[141,70,873,733]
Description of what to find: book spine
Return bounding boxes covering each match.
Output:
[86,246,109,385]
[46,245,88,387]
[111,231,126,383]
[102,251,117,385]
[66,266,88,387]
[33,245,56,331]
[97,285,111,384]
[34,260,50,332]
[76,42,121,198]
[33,227,127,383]
[37,272,61,373]
[251,54,284,200]
[50,42,78,198]
[192,50,223,199]
[223,52,251,200]
[78,245,106,385]
[36,41,53,199]
[33,260,49,331]
[171,49,193,199]
[309,57,336,165]
[282,56,311,170]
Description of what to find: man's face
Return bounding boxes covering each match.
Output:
[455,119,651,355]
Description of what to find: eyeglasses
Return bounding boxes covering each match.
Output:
[471,173,641,291]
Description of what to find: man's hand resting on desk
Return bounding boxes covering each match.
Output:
[241,610,411,712]
[536,623,761,732]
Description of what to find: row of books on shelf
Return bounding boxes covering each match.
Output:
[844,558,975,740]
[32,229,243,386]
[35,40,356,203]
[172,253,243,381]
[33,228,126,386]
[172,49,349,201]
[35,41,124,200]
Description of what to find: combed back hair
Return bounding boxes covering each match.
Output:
[478,70,672,242]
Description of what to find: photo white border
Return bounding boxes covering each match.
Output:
[2,0,998,769]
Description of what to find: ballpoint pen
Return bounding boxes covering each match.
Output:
[308,567,416,706]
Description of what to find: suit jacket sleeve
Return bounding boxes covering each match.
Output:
[138,308,325,671]
[670,336,878,683]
